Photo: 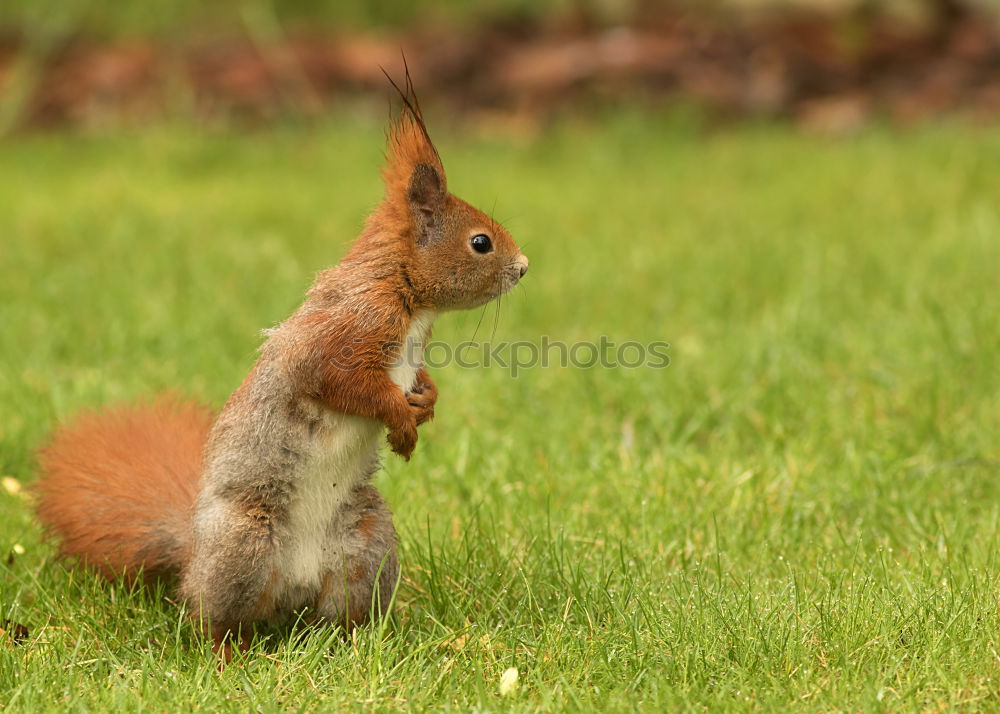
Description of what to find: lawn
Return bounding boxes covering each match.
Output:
[1,114,999,712]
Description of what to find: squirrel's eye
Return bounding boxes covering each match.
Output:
[470,234,493,254]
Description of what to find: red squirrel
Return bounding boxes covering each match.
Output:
[33,84,529,658]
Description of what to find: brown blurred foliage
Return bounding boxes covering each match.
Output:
[0,1,998,132]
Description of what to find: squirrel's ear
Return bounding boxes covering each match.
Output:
[407,163,445,242]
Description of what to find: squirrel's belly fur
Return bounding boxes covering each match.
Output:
[276,411,381,595]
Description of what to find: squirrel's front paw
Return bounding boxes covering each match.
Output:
[387,418,418,460]
[407,371,438,426]
[406,389,435,425]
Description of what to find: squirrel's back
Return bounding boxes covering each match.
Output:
[35,396,215,580]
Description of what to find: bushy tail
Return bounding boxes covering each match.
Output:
[35,396,215,581]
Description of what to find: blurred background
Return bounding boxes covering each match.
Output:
[1,0,999,135]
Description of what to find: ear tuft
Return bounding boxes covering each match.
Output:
[378,69,448,240]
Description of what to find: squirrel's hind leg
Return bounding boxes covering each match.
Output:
[314,485,399,631]
[179,499,282,658]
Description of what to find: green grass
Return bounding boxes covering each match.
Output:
[1,114,999,712]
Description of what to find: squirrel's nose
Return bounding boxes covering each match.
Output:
[517,256,529,278]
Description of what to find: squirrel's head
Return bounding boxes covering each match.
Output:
[379,108,528,312]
